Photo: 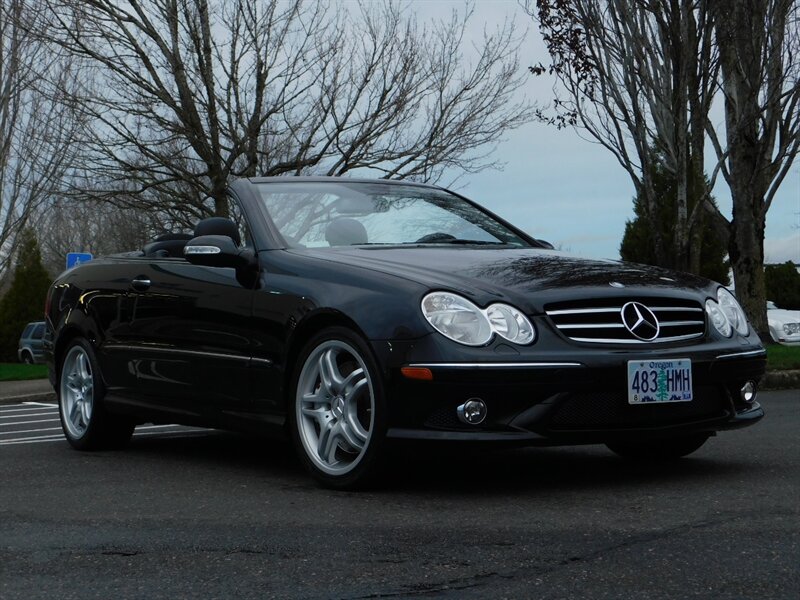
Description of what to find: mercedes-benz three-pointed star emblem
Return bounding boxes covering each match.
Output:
[621,301,660,341]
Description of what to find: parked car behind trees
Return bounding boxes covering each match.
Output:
[18,321,45,364]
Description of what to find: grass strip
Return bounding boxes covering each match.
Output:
[0,363,49,381]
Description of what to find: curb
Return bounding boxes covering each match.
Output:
[761,370,800,391]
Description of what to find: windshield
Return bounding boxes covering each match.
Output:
[254,181,531,249]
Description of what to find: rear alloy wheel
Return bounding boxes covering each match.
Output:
[606,434,710,460]
[291,327,385,488]
[58,339,134,450]
[21,351,34,364]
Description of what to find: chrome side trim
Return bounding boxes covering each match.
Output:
[408,362,584,369]
[251,357,274,366]
[715,349,767,360]
[104,344,272,365]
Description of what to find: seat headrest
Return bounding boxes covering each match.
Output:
[325,218,368,246]
[194,217,241,246]
[143,232,194,258]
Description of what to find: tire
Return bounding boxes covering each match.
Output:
[289,327,387,489]
[606,433,710,460]
[21,351,34,365]
[58,338,135,450]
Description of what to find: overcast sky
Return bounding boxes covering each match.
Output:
[407,0,800,264]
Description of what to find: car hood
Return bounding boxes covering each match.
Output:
[768,309,800,325]
[290,246,716,312]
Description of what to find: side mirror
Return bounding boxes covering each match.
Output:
[535,238,555,250]
[184,235,254,269]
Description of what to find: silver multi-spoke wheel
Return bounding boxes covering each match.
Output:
[58,339,134,451]
[296,339,375,477]
[60,345,95,439]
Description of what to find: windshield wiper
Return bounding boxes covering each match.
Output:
[427,239,507,245]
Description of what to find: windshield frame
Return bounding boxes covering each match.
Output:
[242,178,542,251]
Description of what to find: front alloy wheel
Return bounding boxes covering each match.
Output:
[60,345,95,440]
[58,339,134,450]
[292,328,385,488]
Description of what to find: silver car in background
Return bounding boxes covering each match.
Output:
[767,302,800,346]
[18,321,46,364]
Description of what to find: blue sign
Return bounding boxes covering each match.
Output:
[66,252,93,270]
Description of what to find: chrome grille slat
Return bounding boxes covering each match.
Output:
[558,323,625,329]
[569,333,704,344]
[545,297,705,344]
[660,320,704,327]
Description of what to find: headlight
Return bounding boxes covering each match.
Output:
[486,303,536,345]
[783,323,800,335]
[717,288,749,336]
[421,292,493,346]
[705,299,732,337]
[421,292,536,346]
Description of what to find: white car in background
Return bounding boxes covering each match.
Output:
[767,301,800,345]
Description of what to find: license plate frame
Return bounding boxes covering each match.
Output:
[627,359,693,404]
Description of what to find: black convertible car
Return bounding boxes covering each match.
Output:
[44,177,765,487]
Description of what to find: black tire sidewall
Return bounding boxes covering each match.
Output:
[288,326,388,489]
[58,338,131,450]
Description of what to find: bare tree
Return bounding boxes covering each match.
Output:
[35,0,536,223]
[707,0,800,334]
[33,198,165,275]
[527,0,719,273]
[528,0,800,334]
[0,0,83,280]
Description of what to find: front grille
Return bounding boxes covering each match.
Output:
[547,386,726,430]
[545,297,705,344]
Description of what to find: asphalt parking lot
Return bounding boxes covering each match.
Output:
[1,391,798,599]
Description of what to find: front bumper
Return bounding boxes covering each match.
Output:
[376,337,766,445]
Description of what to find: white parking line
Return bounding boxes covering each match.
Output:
[0,438,67,446]
[1,418,61,426]
[0,426,62,436]
[0,412,58,419]
[0,407,56,414]
[0,433,64,444]
[0,428,210,445]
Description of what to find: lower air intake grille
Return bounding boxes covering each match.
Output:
[545,297,705,344]
[547,386,726,429]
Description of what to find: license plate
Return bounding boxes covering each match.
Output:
[627,359,693,404]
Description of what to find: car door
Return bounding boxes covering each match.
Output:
[126,258,254,419]
[125,196,257,420]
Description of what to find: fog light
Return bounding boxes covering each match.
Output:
[457,398,487,425]
[740,381,756,404]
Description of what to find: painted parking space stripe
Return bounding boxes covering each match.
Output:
[0,411,59,425]
[0,428,210,446]
[0,426,63,436]
[0,402,212,445]
[0,406,56,413]
[2,418,61,426]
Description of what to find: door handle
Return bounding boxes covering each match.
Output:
[131,277,151,291]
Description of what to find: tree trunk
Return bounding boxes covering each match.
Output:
[728,190,768,339]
